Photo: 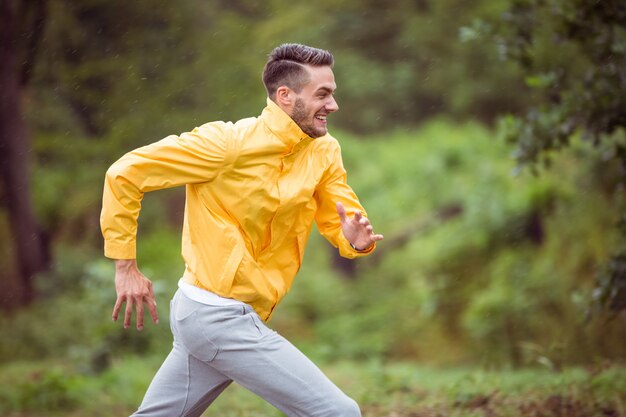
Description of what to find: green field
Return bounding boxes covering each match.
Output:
[1,355,624,416]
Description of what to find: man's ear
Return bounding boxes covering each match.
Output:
[275,86,293,109]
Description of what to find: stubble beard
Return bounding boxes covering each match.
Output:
[291,98,324,138]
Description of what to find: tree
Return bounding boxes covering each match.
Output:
[470,0,626,313]
[0,0,189,308]
[0,0,50,309]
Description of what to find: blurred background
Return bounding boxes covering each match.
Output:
[1,0,625,415]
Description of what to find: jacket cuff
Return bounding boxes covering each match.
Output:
[337,234,376,259]
[104,240,137,259]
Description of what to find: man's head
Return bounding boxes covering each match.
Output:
[263,44,339,138]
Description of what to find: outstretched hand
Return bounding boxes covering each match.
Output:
[112,259,159,331]
[336,202,384,251]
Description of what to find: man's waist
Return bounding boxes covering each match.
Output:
[178,278,245,307]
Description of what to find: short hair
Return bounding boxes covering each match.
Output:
[262,43,334,98]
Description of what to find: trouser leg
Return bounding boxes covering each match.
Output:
[134,290,360,417]
[221,329,361,417]
[132,342,232,417]
[174,291,361,417]
[131,293,232,417]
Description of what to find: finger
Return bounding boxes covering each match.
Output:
[336,202,347,223]
[359,217,369,226]
[136,297,145,331]
[112,296,124,322]
[147,283,159,324]
[148,297,159,324]
[354,211,362,222]
[372,233,384,241]
[124,298,133,329]
[366,225,373,233]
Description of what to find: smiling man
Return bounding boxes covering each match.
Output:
[101,43,383,417]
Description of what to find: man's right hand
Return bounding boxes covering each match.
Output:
[112,259,159,331]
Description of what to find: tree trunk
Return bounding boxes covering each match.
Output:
[0,0,50,309]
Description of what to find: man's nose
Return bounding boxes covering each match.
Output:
[326,96,339,113]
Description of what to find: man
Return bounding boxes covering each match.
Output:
[101,43,383,417]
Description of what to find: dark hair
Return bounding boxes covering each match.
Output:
[262,43,334,98]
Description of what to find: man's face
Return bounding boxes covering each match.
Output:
[290,66,339,138]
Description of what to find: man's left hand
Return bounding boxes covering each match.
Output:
[336,202,384,251]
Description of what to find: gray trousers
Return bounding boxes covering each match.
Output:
[132,290,361,417]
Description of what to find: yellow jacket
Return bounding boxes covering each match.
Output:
[101,98,375,320]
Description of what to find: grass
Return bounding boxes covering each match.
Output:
[1,355,624,417]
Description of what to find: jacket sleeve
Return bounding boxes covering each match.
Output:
[313,139,376,259]
[100,122,236,259]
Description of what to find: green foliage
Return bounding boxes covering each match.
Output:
[464,0,626,314]
[462,0,626,166]
[0,228,181,369]
[2,116,625,411]
[1,3,624,413]
[1,357,624,416]
[271,122,622,366]
[497,0,625,164]
[29,0,532,145]
[2,368,81,412]
[5,121,622,373]
[593,234,626,313]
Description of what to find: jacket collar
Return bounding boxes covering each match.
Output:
[261,97,312,148]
